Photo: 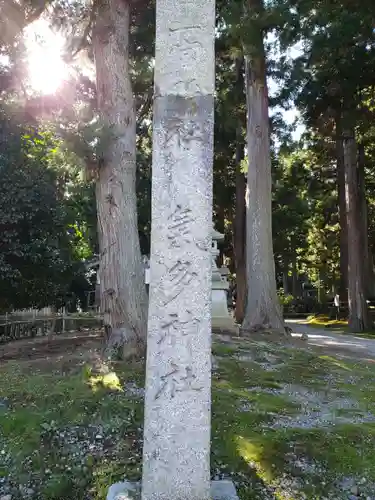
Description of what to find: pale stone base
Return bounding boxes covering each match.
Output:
[212,289,231,318]
[107,481,139,500]
[107,479,239,500]
[211,479,239,499]
[211,289,238,334]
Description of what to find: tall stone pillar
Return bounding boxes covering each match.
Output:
[141,0,215,499]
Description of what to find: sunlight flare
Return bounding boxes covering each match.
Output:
[25,19,69,95]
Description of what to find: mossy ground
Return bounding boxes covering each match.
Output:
[306,315,348,329]
[1,332,375,499]
[211,338,375,498]
[306,314,375,339]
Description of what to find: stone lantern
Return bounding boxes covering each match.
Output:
[211,227,237,332]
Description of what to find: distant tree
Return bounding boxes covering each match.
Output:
[272,147,310,297]
[277,0,375,330]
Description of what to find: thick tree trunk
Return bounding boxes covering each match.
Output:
[358,143,375,298]
[242,15,284,334]
[343,129,370,332]
[336,117,348,302]
[93,0,148,358]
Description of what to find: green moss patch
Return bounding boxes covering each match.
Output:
[211,336,375,498]
[0,360,144,499]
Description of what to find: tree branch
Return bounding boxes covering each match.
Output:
[69,2,98,60]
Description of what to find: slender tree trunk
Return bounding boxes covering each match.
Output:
[336,116,348,302]
[242,3,284,334]
[47,305,57,343]
[358,143,375,298]
[93,0,148,358]
[343,129,370,332]
[292,256,299,297]
[282,261,289,295]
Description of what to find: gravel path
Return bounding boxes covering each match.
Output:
[286,319,375,360]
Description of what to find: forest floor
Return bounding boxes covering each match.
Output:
[1,330,375,499]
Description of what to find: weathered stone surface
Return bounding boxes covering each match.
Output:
[154,0,214,97]
[211,480,239,500]
[142,99,213,499]
[107,481,140,500]
[141,0,215,498]
[107,481,239,500]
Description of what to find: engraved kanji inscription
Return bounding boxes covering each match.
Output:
[167,204,193,248]
[176,32,203,59]
[161,260,197,305]
[170,79,202,94]
[195,236,210,252]
[169,23,201,33]
[164,119,204,148]
[157,309,200,345]
[155,362,203,400]
[168,23,203,52]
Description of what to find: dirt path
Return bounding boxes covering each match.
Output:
[3,322,375,364]
[0,329,103,362]
[286,318,375,361]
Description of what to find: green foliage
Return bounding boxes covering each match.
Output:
[266,0,375,299]
[0,105,92,311]
[2,0,375,311]
[277,289,294,307]
[272,147,310,271]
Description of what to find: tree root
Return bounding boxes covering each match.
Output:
[103,326,145,361]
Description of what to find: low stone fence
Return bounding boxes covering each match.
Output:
[0,314,103,344]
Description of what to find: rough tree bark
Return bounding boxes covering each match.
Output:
[336,115,348,302]
[93,0,148,358]
[343,129,370,332]
[242,0,284,333]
